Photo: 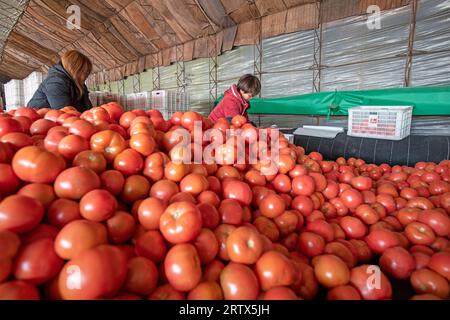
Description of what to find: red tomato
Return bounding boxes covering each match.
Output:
[379,246,415,280]
[90,130,126,162]
[187,281,224,300]
[164,243,201,292]
[193,228,219,265]
[226,226,263,264]
[17,183,55,208]
[80,189,117,222]
[69,119,97,139]
[324,241,357,268]
[47,198,81,228]
[54,166,100,200]
[113,148,144,176]
[218,199,243,225]
[0,117,23,137]
[297,232,325,257]
[0,195,44,233]
[120,175,150,203]
[259,193,286,218]
[138,197,166,230]
[327,285,361,300]
[339,216,368,239]
[179,173,209,196]
[339,188,363,209]
[72,150,107,174]
[417,209,450,237]
[106,211,136,244]
[428,252,450,281]
[222,179,253,206]
[124,257,158,296]
[54,220,107,260]
[313,254,350,288]
[135,230,167,263]
[292,175,316,196]
[59,245,128,300]
[148,284,185,300]
[0,164,20,196]
[13,238,63,285]
[365,229,401,255]
[100,170,125,196]
[12,146,66,183]
[0,230,20,260]
[410,269,449,299]
[150,179,179,203]
[405,222,436,246]
[159,201,202,244]
[351,176,373,191]
[350,265,392,300]
[0,281,40,300]
[220,263,259,300]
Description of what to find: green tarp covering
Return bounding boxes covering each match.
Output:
[214,86,450,116]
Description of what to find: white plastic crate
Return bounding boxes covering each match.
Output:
[23,72,43,105]
[348,106,413,140]
[151,90,190,120]
[125,91,152,111]
[4,79,24,111]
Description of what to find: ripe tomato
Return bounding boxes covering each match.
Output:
[417,209,450,237]
[0,230,20,261]
[150,179,179,203]
[0,281,40,300]
[79,189,117,222]
[130,133,156,156]
[54,220,107,260]
[124,257,158,296]
[379,246,415,280]
[160,201,202,244]
[339,216,368,239]
[73,150,107,174]
[405,222,436,246]
[297,232,325,257]
[214,224,237,261]
[164,243,201,292]
[220,263,259,300]
[113,148,144,176]
[69,119,97,139]
[192,228,219,265]
[354,204,380,225]
[137,197,165,230]
[291,195,314,216]
[339,188,363,209]
[350,265,392,300]
[57,134,89,159]
[106,211,136,244]
[179,173,209,196]
[148,284,185,300]
[313,254,350,288]
[274,210,298,236]
[100,170,125,196]
[218,199,243,225]
[410,269,449,299]
[0,164,20,196]
[262,286,298,300]
[259,193,285,218]
[17,183,55,208]
[13,238,63,285]
[59,245,128,300]
[222,179,253,206]
[365,229,400,255]
[226,226,263,264]
[0,195,44,233]
[120,175,150,203]
[292,175,316,196]
[12,146,65,183]
[428,252,450,281]
[351,176,373,191]
[47,198,81,228]
[253,216,279,242]
[326,285,361,300]
[54,166,100,200]
[324,241,357,268]
[90,130,126,162]
[135,230,167,263]
[186,281,222,300]
[197,203,220,229]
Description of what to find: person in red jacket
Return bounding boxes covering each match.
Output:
[209,74,261,123]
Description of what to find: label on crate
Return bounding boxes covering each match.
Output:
[367,114,379,128]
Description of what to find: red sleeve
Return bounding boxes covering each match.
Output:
[221,97,241,118]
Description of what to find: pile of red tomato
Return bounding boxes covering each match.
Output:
[0,103,449,300]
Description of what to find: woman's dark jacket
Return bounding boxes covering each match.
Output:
[27,62,92,112]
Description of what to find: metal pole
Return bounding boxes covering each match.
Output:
[253,17,263,97]
[404,0,418,87]
[312,0,323,93]
[208,38,218,111]
[132,73,141,93]
[152,54,160,90]
[176,45,186,94]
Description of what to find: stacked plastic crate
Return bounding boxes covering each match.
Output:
[23,72,43,105]
[4,79,24,111]
[151,90,190,120]
[125,91,152,111]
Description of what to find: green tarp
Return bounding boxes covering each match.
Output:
[214,86,450,116]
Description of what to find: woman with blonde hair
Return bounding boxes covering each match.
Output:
[28,50,93,111]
